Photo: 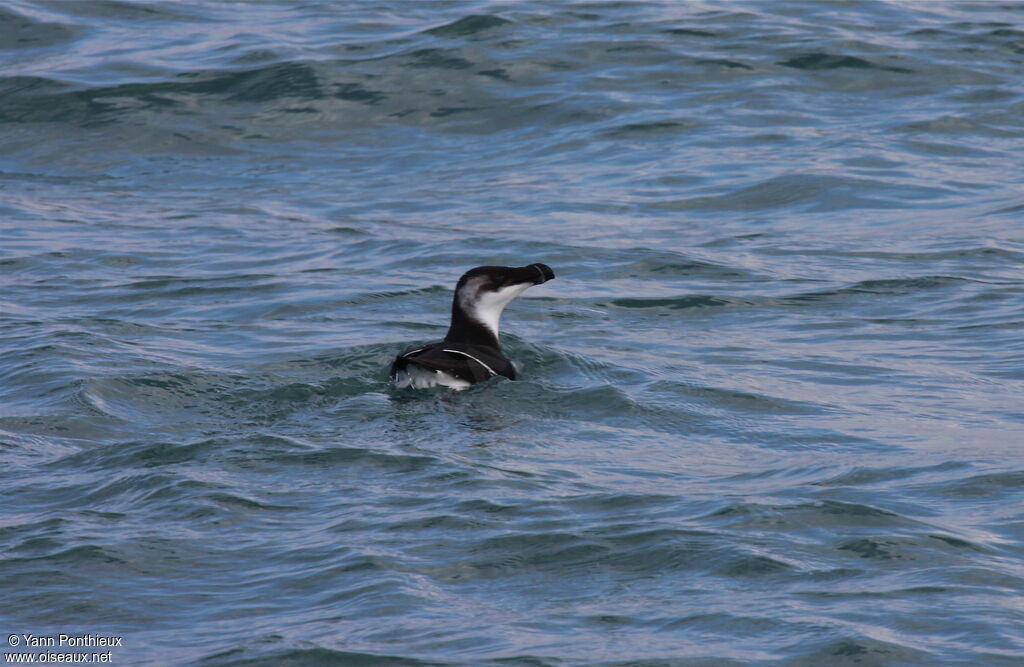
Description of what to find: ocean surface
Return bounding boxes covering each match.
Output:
[2,1,1023,664]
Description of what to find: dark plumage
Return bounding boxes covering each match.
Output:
[390,263,555,389]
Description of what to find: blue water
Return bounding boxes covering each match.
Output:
[2,1,1024,664]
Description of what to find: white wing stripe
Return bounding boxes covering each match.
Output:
[442,349,499,377]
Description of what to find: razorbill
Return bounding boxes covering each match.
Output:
[390,263,555,389]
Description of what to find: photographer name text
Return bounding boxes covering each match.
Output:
[9,636,120,649]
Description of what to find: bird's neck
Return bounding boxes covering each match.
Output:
[444,304,500,348]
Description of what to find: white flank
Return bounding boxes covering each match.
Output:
[392,366,471,390]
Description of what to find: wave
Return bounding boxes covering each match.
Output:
[654,173,956,213]
[779,52,912,73]
[423,14,513,39]
[0,62,329,125]
[594,274,1002,313]
[0,7,80,51]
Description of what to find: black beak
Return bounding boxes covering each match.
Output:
[526,263,555,284]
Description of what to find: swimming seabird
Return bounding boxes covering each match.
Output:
[390,263,555,389]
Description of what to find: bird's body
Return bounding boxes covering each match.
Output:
[390,263,555,390]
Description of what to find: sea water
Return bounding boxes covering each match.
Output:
[2,1,1023,664]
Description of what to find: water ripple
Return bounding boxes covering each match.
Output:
[2,1,1023,664]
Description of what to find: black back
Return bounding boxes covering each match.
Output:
[390,342,515,383]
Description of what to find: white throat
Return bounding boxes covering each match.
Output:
[459,280,533,339]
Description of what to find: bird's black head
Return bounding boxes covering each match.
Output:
[445,263,556,346]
